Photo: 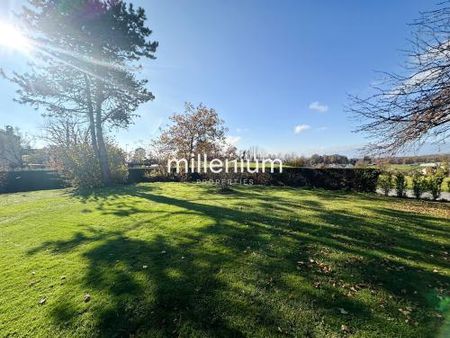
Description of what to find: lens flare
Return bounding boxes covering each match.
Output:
[0,22,31,53]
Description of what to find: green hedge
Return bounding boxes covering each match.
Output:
[273,168,380,192]
[0,170,65,193]
[0,168,380,193]
[128,167,380,192]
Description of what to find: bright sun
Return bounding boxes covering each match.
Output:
[0,22,31,53]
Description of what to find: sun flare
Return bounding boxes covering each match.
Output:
[0,22,31,53]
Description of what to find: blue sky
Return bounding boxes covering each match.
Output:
[0,0,444,156]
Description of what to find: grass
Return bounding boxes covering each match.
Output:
[385,164,422,171]
[0,183,449,337]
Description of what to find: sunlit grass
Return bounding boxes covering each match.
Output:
[0,183,449,337]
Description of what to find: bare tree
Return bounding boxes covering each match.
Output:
[244,146,267,160]
[130,147,147,163]
[349,2,450,155]
[43,115,89,148]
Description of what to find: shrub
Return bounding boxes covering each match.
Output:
[52,142,127,189]
[411,172,426,199]
[394,172,407,197]
[57,143,103,189]
[427,173,445,201]
[216,173,234,193]
[144,165,166,178]
[250,172,272,185]
[378,172,393,196]
[107,143,128,184]
[127,167,177,183]
[352,169,380,192]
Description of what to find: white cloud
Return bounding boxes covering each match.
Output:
[226,135,241,146]
[294,124,311,134]
[316,126,328,131]
[309,101,328,113]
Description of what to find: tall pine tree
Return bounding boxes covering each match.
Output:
[7,0,157,184]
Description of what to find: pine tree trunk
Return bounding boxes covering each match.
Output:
[95,118,111,185]
[84,75,100,163]
[94,80,112,185]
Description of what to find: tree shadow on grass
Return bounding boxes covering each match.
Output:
[27,184,450,336]
[28,225,375,336]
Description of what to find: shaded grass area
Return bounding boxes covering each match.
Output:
[0,183,449,337]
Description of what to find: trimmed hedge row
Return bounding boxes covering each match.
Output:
[128,167,380,192]
[274,168,380,192]
[0,168,380,193]
[0,170,66,193]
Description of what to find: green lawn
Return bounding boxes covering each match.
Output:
[385,164,422,171]
[0,183,449,337]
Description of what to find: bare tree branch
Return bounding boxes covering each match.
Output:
[349,1,450,155]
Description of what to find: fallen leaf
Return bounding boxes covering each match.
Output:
[341,324,350,333]
[338,308,349,315]
[398,308,411,316]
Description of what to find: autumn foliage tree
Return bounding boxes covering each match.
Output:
[153,103,228,161]
[5,0,157,185]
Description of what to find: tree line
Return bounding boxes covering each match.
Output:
[1,0,449,188]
